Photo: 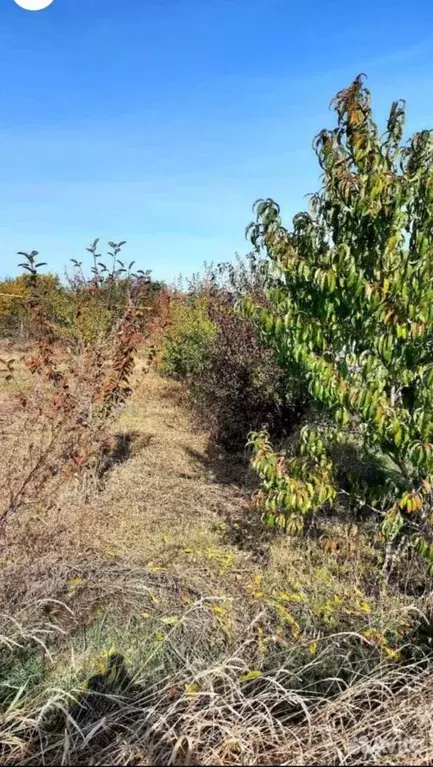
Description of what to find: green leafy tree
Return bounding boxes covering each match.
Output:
[243,75,433,570]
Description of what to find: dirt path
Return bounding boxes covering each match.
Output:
[92,370,250,571]
[1,366,256,616]
[2,353,433,767]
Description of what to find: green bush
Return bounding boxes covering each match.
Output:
[244,75,433,570]
[159,293,217,380]
[0,273,58,338]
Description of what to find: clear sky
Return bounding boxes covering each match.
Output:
[1,0,433,283]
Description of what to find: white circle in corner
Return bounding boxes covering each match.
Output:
[14,0,55,10]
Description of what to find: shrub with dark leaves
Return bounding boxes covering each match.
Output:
[188,289,306,453]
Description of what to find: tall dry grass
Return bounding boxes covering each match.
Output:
[1,593,433,766]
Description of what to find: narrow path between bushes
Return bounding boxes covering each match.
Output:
[2,354,433,767]
[1,361,257,618]
[92,368,254,578]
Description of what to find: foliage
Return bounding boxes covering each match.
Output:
[185,251,267,300]
[159,292,217,380]
[159,256,306,452]
[243,74,433,570]
[190,288,305,451]
[249,427,335,533]
[0,240,158,345]
[0,273,58,338]
[0,244,151,532]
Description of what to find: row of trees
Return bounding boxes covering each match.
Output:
[0,239,161,342]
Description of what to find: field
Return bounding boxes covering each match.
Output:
[0,338,432,766]
[2,76,433,765]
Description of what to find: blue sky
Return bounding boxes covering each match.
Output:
[1,0,433,283]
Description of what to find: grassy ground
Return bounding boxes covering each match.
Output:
[1,344,433,765]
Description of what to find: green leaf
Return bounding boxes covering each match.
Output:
[240,670,262,682]
[161,616,179,626]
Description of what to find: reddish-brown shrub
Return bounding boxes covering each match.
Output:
[0,245,151,535]
[158,255,308,453]
[189,289,307,452]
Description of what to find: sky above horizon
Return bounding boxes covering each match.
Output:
[1,0,433,283]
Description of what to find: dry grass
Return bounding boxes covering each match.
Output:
[2,609,433,765]
[1,342,433,765]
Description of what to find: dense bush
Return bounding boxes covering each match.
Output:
[159,256,307,452]
[190,289,306,452]
[0,273,58,338]
[159,292,217,380]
